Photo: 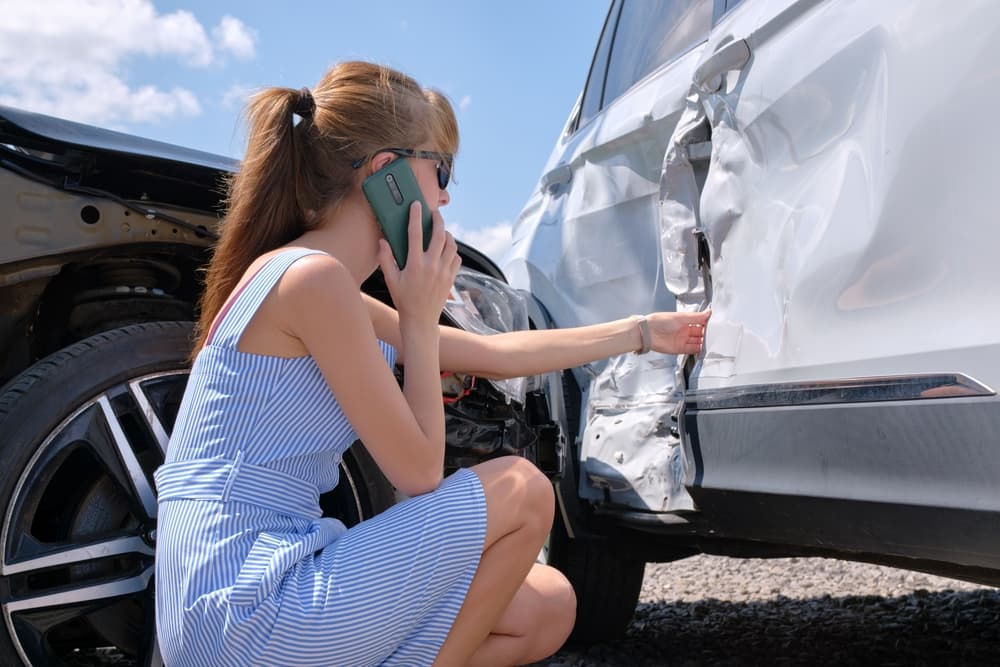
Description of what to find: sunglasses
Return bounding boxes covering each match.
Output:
[352,148,453,190]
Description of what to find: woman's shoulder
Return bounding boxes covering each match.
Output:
[271,248,359,309]
[272,247,345,282]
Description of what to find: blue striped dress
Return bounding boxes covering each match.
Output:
[154,247,487,666]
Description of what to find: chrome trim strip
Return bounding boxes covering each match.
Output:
[686,373,996,411]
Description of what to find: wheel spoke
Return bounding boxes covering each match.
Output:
[1,535,152,576]
[129,379,171,458]
[97,395,157,519]
[3,565,152,613]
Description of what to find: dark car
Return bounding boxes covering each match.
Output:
[0,106,561,666]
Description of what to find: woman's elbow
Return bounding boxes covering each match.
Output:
[397,468,444,497]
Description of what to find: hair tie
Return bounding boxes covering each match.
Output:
[294,87,315,119]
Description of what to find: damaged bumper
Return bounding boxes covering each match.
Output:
[438,268,563,477]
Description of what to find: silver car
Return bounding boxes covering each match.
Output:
[508,0,1000,641]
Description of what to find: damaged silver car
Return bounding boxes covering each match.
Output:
[508,0,1000,641]
[0,106,560,666]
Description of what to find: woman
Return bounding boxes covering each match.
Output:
[154,61,710,667]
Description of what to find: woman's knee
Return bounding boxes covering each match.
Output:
[524,565,578,659]
[538,564,576,628]
[472,456,554,535]
[495,456,553,519]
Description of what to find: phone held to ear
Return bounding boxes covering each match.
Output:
[362,158,433,269]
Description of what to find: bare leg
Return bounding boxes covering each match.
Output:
[466,563,577,667]
[433,457,554,666]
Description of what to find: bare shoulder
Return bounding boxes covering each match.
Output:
[274,251,366,325]
[277,251,354,298]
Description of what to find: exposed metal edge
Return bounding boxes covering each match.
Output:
[686,373,996,411]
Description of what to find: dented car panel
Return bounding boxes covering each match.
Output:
[505,2,712,511]
[512,0,1000,583]
[664,0,1000,570]
[673,0,1000,392]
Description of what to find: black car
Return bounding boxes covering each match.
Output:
[0,106,561,666]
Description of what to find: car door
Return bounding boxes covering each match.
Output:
[506,0,717,511]
[667,0,1000,567]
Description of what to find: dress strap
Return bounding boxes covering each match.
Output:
[209,247,326,348]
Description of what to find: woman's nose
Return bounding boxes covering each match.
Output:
[438,188,450,207]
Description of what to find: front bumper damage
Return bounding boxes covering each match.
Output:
[434,268,563,477]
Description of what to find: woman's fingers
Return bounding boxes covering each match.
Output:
[390,205,460,323]
[683,310,709,352]
[425,208,447,257]
[642,309,712,355]
[407,201,425,260]
[377,239,399,282]
[442,230,458,262]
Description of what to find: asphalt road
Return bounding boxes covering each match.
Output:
[539,555,1000,666]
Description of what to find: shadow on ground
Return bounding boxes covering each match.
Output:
[538,589,1000,666]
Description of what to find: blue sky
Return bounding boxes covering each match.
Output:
[0,1,611,261]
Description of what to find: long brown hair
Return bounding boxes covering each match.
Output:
[192,61,459,357]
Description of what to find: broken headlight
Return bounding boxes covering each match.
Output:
[443,268,530,404]
[432,269,561,476]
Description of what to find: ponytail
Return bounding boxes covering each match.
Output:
[192,87,311,356]
[190,61,461,359]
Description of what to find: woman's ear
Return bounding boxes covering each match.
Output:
[369,152,395,176]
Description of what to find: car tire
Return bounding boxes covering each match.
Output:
[545,508,646,643]
[0,321,394,666]
[542,370,646,643]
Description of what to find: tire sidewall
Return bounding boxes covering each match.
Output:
[0,322,195,665]
[0,321,195,505]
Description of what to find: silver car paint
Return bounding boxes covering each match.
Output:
[671,0,1000,393]
[505,17,711,510]
[669,0,1000,527]
[508,0,1000,513]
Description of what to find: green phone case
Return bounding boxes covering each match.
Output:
[361,158,433,269]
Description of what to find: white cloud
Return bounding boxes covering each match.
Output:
[213,16,256,60]
[459,95,472,111]
[451,221,513,265]
[0,0,256,126]
[222,82,258,110]
[128,85,201,123]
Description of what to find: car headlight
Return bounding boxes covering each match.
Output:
[443,268,530,404]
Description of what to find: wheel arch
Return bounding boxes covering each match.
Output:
[1,241,501,389]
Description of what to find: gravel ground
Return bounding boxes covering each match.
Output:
[537,555,1000,666]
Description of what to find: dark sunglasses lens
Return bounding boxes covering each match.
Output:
[437,162,451,190]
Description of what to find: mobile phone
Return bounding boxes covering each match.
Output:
[361,157,433,269]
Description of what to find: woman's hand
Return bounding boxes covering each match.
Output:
[378,202,461,328]
[645,309,712,356]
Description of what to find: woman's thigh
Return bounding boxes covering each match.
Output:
[265,469,488,663]
[468,456,554,548]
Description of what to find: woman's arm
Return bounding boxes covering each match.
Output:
[364,295,710,380]
[285,254,447,497]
